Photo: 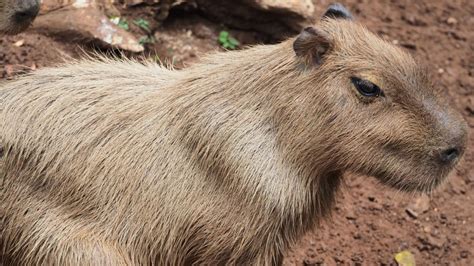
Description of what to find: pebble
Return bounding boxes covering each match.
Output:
[460,250,469,259]
[447,17,458,25]
[406,194,431,219]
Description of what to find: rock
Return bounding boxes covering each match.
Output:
[406,194,430,219]
[447,17,458,25]
[13,40,25,47]
[4,65,14,77]
[418,234,446,249]
[123,0,187,7]
[316,243,327,253]
[460,250,469,259]
[466,106,474,117]
[250,0,314,18]
[195,0,314,39]
[40,0,121,17]
[345,209,357,220]
[443,30,466,41]
[35,0,314,48]
[402,14,427,26]
[353,232,362,239]
[400,42,417,50]
[351,253,363,264]
[33,1,143,52]
[405,208,419,219]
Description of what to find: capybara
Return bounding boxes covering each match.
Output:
[0,4,468,265]
[0,0,39,34]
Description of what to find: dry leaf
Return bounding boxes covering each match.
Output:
[395,250,416,266]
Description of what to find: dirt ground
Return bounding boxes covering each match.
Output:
[1,0,472,265]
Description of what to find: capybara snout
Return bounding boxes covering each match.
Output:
[0,0,40,34]
[429,102,467,165]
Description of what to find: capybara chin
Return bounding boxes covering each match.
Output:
[0,3,468,265]
[0,0,39,34]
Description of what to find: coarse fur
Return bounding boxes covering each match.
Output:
[0,0,39,34]
[0,8,468,266]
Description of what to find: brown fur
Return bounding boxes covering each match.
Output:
[0,0,39,34]
[0,12,468,266]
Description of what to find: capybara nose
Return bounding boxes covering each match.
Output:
[13,3,40,23]
[439,147,461,164]
[435,111,468,165]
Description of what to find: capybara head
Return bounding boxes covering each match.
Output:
[0,0,39,34]
[292,4,468,193]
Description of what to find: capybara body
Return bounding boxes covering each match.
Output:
[0,0,39,34]
[0,5,468,265]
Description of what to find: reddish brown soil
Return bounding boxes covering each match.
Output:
[1,0,472,265]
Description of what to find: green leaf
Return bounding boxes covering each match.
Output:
[138,35,155,45]
[218,37,227,44]
[219,31,229,39]
[228,37,239,47]
[134,18,151,33]
[109,16,120,25]
[118,19,129,31]
[218,30,240,50]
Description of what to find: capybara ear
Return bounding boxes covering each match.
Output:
[293,27,331,66]
[323,3,353,20]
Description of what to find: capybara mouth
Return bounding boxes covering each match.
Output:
[372,166,450,194]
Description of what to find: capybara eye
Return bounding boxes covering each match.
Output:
[350,77,384,97]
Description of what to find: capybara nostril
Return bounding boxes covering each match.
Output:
[13,4,40,23]
[439,147,460,164]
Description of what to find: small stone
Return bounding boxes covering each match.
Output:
[447,17,458,25]
[33,5,143,52]
[303,259,315,266]
[438,68,445,74]
[401,43,417,50]
[392,39,399,45]
[13,39,25,47]
[317,243,327,253]
[418,235,446,249]
[460,250,469,259]
[406,208,418,219]
[406,195,431,218]
[345,210,357,220]
[4,65,14,77]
